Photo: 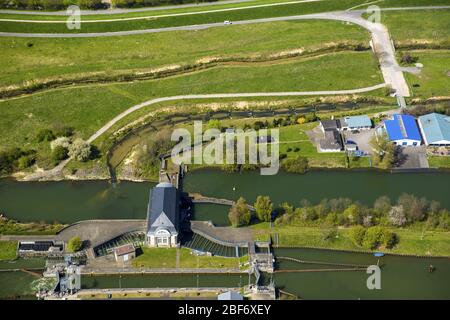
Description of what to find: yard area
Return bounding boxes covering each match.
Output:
[428,156,450,169]
[379,9,450,47]
[131,247,246,269]
[0,241,18,261]
[252,223,450,257]
[403,50,450,99]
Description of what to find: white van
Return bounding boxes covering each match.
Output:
[224,20,232,25]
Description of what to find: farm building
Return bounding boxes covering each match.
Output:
[339,115,372,131]
[383,114,422,146]
[146,182,180,247]
[319,129,343,152]
[319,119,340,133]
[418,113,450,146]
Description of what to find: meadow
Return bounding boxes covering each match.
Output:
[0,19,370,89]
[0,51,383,153]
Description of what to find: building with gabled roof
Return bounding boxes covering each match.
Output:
[418,113,450,146]
[339,115,372,131]
[146,182,180,247]
[383,114,422,146]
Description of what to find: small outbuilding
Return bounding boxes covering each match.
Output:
[218,291,244,300]
[418,113,450,146]
[113,244,136,263]
[383,114,422,146]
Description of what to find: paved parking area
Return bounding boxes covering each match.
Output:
[396,146,429,169]
[342,129,376,154]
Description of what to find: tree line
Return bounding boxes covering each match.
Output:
[0,0,216,10]
[228,194,450,231]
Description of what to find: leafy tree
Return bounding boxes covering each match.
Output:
[228,197,251,227]
[373,196,392,216]
[67,236,82,252]
[370,133,396,169]
[254,196,273,222]
[349,225,366,246]
[397,193,427,222]
[50,137,70,150]
[362,226,385,250]
[343,204,363,225]
[68,139,92,162]
[388,205,407,227]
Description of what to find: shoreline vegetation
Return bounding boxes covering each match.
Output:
[246,192,450,257]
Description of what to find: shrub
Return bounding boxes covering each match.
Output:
[52,146,69,163]
[50,137,71,150]
[349,226,366,246]
[281,156,308,174]
[36,129,55,142]
[381,230,398,249]
[67,236,82,252]
[68,139,92,162]
[322,228,338,242]
[17,155,35,170]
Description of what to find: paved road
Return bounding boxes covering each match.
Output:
[0,0,254,15]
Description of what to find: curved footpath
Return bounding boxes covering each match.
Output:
[21,84,385,181]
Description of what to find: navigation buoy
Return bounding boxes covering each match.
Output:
[232,186,236,191]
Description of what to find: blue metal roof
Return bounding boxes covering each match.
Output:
[344,115,372,128]
[384,114,421,142]
[418,113,450,144]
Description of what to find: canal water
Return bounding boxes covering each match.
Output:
[1,169,450,223]
[81,273,248,290]
[273,248,450,300]
[1,250,448,299]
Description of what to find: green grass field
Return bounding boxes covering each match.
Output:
[428,155,450,169]
[404,50,450,98]
[0,20,369,89]
[0,0,373,33]
[131,247,245,268]
[0,241,18,260]
[253,223,450,256]
[379,9,450,46]
[0,51,382,154]
[0,0,448,21]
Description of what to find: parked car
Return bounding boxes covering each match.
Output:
[351,130,360,134]
[346,140,357,144]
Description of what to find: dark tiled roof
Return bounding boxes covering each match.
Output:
[321,119,340,131]
[319,130,343,151]
[147,182,179,235]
